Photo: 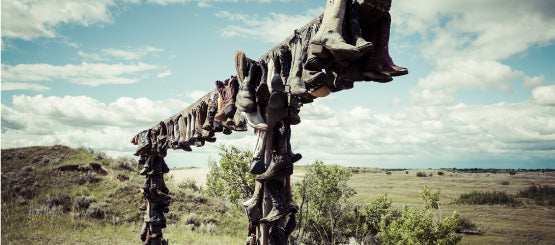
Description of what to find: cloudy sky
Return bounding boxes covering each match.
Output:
[2,0,554,169]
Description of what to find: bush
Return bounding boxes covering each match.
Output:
[178,178,202,192]
[438,171,444,176]
[501,181,510,185]
[454,190,521,206]
[517,185,555,206]
[113,156,136,171]
[416,172,427,177]
[40,157,61,166]
[86,202,107,219]
[75,196,96,210]
[206,145,254,203]
[92,151,107,161]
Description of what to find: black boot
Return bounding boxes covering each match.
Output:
[202,93,218,133]
[250,129,267,174]
[260,180,291,223]
[278,45,291,83]
[256,121,293,182]
[256,59,270,103]
[348,0,373,53]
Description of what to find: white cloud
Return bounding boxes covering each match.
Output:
[1,0,116,40]
[1,95,190,150]
[186,90,208,101]
[1,62,163,87]
[157,69,172,78]
[146,0,273,7]
[523,75,548,89]
[78,46,165,61]
[1,82,50,91]
[291,99,555,168]
[392,0,555,62]
[532,85,555,105]
[215,8,323,43]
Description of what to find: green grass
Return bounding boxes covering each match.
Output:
[1,145,246,245]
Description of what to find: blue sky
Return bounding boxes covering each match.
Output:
[2,0,555,169]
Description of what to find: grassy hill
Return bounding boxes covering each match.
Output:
[1,145,246,244]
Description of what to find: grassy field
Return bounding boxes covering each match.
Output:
[345,168,555,244]
[2,146,554,244]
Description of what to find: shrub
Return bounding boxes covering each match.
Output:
[517,185,555,206]
[206,145,254,203]
[178,178,202,192]
[113,156,136,171]
[509,170,517,175]
[438,171,444,176]
[454,190,521,206]
[501,181,510,185]
[92,151,107,161]
[86,202,107,219]
[416,172,427,177]
[40,157,61,166]
[80,172,100,184]
[386,171,392,175]
[75,196,96,210]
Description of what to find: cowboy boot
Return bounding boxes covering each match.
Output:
[364,12,407,77]
[268,74,287,110]
[260,180,291,223]
[309,0,371,61]
[285,176,299,213]
[256,59,270,103]
[235,50,251,84]
[177,115,192,151]
[348,0,373,52]
[202,94,218,138]
[268,225,286,245]
[215,78,239,122]
[278,45,291,83]
[286,31,307,95]
[236,61,260,113]
[242,104,268,131]
[266,55,277,93]
[256,121,293,182]
[250,129,267,174]
[243,181,264,221]
[233,110,248,132]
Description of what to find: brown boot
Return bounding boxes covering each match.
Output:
[215,77,239,122]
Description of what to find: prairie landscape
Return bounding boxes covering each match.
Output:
[2,145,554,244]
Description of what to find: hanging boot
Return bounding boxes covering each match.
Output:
[250,129,267,174]
[348,0,373,53]
[268,225,286,245]
[256,121,293,182]
[278,45,291,83]
[202,93,218,136]
[286,30,307,95]
[215,77,239,122]
[268,74,287,110]
[260,180,291,223]
[256,59,270,103]
[243,181,264,221]
[236,61,260,113]
[242,104,268,131]
[233,110,248,132]
[235,50,250,84]
[177,115,192,151]
[309,0,371,61]
[285,176,299,213]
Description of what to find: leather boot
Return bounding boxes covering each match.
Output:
[266,55,277,93]
[348,0,373,52]
[250,129,267,174]
[235,50,250,84]
[285,176,299,213]
[242,181,263,221]
[233,110,248,132]
[268,74,287,110]
[260,180,291,223]
[256,59,270,103]
[242,104,268,131]
[286,31,307,95]
[215,77,239,122]
[309,0,372,61]
[256,121,293,182]
[363,12,407,77]
[177,115,192,151]
[268,225,286,245]
[236,61,260,113]
[202,93,218,132]
[278,45,290,83]
[287,108,301,126]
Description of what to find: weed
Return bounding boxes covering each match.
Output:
[517,185,555,206]
[75,196,96,210]
[92,151,107,161]
[500,181,510,185]
[417,172,427,177]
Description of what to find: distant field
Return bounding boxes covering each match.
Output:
[345,168,555,245]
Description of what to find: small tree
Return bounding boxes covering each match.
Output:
[206,145,254,204]
[293,160,356,244]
